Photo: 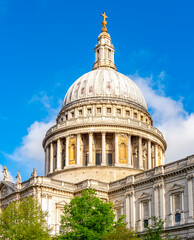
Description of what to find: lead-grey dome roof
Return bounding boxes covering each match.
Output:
[63,68,147,109]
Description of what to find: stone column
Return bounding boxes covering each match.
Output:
[125,193,130,228]
[101,132,106,166]
[127,135,132,167]
[57,138,62,170]
[155,144,158,167]
[115,133,119,166]
[162,151,165,165]
[44,149,47,176]
[187,175,193,220]
[131,191,136,229]
[88,133,93,166]
[148,199,152,226]
[138,137,143,169]
[46,146,49,175]
[154,184,159,217]
[49,142,53,173]
[77,134,81,166]
[159,183,165,222]
[147,140,152,169]
[181,191,185,224]
[66,136,69,167]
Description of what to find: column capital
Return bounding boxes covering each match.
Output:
[101,131,106,136]
[186,174,194,180]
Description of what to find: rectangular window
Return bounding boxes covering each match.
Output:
[96,153,101,166]
[97,108,101,113]
[87,108,92,114]
[71,112,74,118]
[108,49,111,59]
[107,153,112,166]
[126,110,130,116]
[175,213,181,223]
[134,112,137,119]
[144,219,149,228]
[174,194,181,210]
[79,109,82,116]
[117,109,121,114]
[141,115,143,121]
[107,108,111,114]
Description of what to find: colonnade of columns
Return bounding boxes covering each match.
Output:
[45,132,165,175]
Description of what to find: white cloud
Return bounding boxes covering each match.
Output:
[3,119,55,176]
[132,73,194,163]
[29,91,53,109]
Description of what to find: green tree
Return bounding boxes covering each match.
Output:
[0,196,51,240]
[102,225,141,240]
[143,216,180,240]
[59,188,125,240]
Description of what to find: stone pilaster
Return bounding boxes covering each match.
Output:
[131,191,136,229]
[153,184,159,217]
[187,174,194,221]
[159,183,165,223]
[125,193,130,228]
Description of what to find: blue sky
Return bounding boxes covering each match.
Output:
[0,0,194,181]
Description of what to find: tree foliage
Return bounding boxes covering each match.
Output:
[59,188,125,240]
[143,217,180,240]
[0,196,51,240]
[102,225,141,240]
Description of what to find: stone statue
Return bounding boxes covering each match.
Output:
[31,168,37,178]
[2,166,10,182]
[16,171,21,184]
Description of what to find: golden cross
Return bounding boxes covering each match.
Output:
[101,12,108,22]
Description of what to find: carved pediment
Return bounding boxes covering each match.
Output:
[137,192,152,200]
[169,184,184,192]
[113,200,124,208]
[0,181,16,198]
[56,200,68,209]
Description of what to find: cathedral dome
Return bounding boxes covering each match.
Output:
[63,68,147,110]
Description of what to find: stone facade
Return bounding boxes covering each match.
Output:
[1,16,194,239]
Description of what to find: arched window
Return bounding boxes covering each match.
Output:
[69,144,76,161]
[119,142,127,163]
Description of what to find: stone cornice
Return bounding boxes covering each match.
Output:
[43,122,166,149]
